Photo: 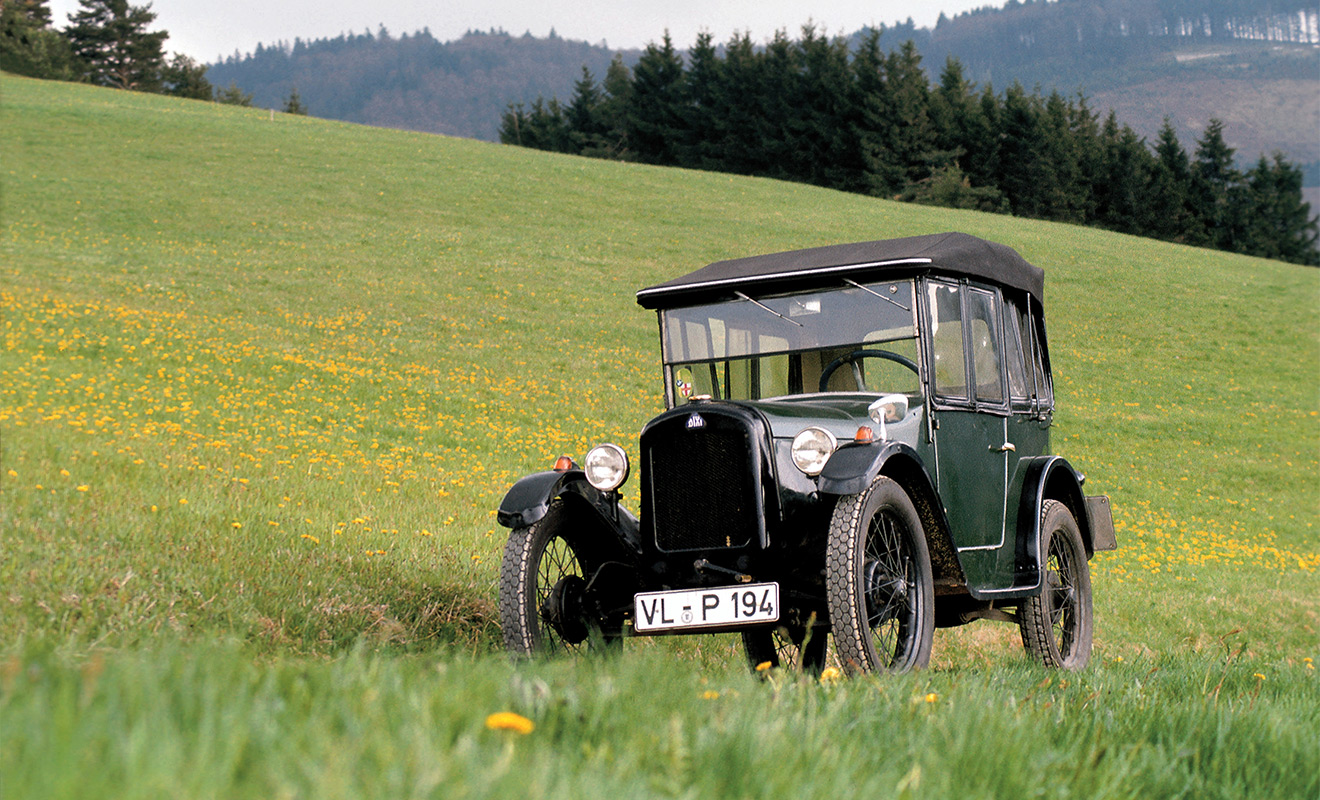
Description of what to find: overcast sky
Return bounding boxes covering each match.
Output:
[46,0,1003,64]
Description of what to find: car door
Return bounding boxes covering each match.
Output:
[925,280,1016,590]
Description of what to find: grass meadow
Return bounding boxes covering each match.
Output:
[2,74,1317,798]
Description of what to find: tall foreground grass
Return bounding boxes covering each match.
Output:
[1,75,1317,797]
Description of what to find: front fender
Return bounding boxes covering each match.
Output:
[496,470,642,555]
[818,440,964,588]
[497,470,577,529]
[818,440,917,496]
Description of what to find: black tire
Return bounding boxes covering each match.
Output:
[741,619,830,674]
[1019,500,1093,669]
[826,476,935,674]
[499,510,602,657]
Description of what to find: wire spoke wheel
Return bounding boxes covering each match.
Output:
[862,510,918,662]
[741,615,833,674]
[500,507,608,657]
[826,476,934,674]
[1020,500,1093,669]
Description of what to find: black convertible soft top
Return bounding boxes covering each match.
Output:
[636,232,1044,309]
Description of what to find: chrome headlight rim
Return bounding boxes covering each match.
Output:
[584,442,630,491]
[791,426,837,476]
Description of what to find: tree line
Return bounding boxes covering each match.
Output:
[205,28,633,141]
[0,0,307,112]
[500,27,1318,266]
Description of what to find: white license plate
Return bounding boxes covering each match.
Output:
[633,582,779,633]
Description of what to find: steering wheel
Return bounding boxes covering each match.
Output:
[818,349,919,393]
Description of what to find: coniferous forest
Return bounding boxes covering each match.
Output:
[6,0,1316,263]
[500,27,1318,265]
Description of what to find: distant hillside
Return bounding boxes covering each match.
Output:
[205,1,1319,174]
[205,28,640,140]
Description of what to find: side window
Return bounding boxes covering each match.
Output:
[928,282,967,400]
[1028,305,1054,409]
[1004,296,1030,404]
[965,289,1005,405]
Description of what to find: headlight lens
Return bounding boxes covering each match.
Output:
[584,443,630,491]
[791,427,837,476]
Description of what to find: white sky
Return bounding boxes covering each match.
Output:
[46,0,1004,64]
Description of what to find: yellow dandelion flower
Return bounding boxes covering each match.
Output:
[701,690,720,700]
[301,533,320,544]
[819,666,842,684]
[1253,673,1266,680]
[231,521,242,529]
[925,693,939,703]
[76,485,89,492]
[755,661,773,672]
[179,498,188,505]
[485,712,534,735]
[6,469,16,478]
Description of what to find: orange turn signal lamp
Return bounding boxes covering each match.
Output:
[553,455,578,472]
[854,426,877,444]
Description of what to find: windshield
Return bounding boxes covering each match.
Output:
[661,280,919,403]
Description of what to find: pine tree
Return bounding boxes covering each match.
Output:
[756,31,799,181]
[160,53,211,99]
[1232,154,1319,265]
[625,32,685,165]
[598,55,633,159]
[1146,119,1194,242]
[883,40,935,192]
[498,102,531,146]
[1189,118,1239,248]
[282,86,307,114]
[566,66,605,155]
[679,31,722,170]
[1037,91,1084,223]
[790,25,858,191]
[65,0,168,90]
[713,32,769,176]
[852,28,901,196]
[1095,111,1155,234]
[997,82,1045,217]
[1,0,75,79]
[214,81,252,106]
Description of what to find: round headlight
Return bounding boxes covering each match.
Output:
[791,427,837,476]
[584,443,630,491]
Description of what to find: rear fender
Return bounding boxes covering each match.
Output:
[1016,456,1116,577]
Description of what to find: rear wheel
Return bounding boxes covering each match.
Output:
[826,476,934,674]
[1019,500,1093,669]
[499,509,608,656]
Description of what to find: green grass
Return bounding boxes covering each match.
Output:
[2,74,1317,798]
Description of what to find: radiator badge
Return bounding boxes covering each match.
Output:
[686,413,706,430]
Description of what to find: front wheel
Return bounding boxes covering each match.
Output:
[1019,500,1093,669]
[741,617,830,674]
[826,476,935,674]
[499,509,607,657]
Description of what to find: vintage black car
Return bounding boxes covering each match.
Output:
[497,232,1116,673]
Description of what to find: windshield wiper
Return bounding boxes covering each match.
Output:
[734,291,803,327]
[844,279,910,311]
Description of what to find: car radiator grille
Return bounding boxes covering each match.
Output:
[644,417,761,552]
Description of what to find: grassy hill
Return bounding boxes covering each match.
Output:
[2,75,1317,798]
